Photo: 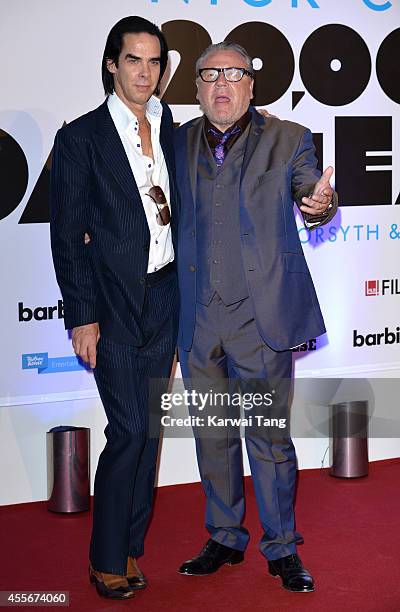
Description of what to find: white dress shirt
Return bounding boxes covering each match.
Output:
[107,92,174,273]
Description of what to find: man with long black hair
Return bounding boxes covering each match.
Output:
[50,16,179,599]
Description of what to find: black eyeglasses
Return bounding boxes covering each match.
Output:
[146,185,171,226]
[198,67,254,83]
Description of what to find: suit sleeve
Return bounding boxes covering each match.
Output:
[291,128,338,229]
[50,128,97,330]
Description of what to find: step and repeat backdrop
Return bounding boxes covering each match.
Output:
[1,0,399,406]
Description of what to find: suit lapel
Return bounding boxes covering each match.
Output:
[93,101,141,203]
[160,115,175,198]
[186,117,203,203]
[160,110,180,242]
[160,123,171,176]
[240,108,267,183]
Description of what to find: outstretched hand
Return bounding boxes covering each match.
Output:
[300,166,334,216]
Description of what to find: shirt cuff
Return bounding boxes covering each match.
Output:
[304,200,333,228]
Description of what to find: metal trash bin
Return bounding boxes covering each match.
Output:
[330,401,368,478]
[47,426,90,512]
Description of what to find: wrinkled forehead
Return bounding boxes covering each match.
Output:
[199,50,249,70]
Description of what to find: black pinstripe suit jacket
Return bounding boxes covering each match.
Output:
[50,99,179,345]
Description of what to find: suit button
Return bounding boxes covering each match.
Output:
[190,230,195,237]
[143,244,150,251]
[215,202,222,207]
[140,278,145,284]
[189,265,196,272]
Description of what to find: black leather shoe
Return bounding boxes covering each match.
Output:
[178,539,244,575]
[127,557,147,590]
[89,566,135,599]
[268,554,314,592]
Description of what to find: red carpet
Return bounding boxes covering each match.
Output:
[1,460,399,611]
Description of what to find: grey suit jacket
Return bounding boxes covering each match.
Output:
[175,107,338,351]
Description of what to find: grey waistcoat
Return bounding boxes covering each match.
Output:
[195,129,249,306]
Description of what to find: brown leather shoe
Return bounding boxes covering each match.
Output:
[89,565,135,599]
[127,556,147,590]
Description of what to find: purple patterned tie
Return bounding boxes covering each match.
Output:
[209,124,241,167]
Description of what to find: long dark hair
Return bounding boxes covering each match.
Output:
[102,16,169,96]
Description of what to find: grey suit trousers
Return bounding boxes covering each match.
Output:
[179,293,303,560]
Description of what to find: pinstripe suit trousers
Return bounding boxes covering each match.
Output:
[89,265,178,574]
